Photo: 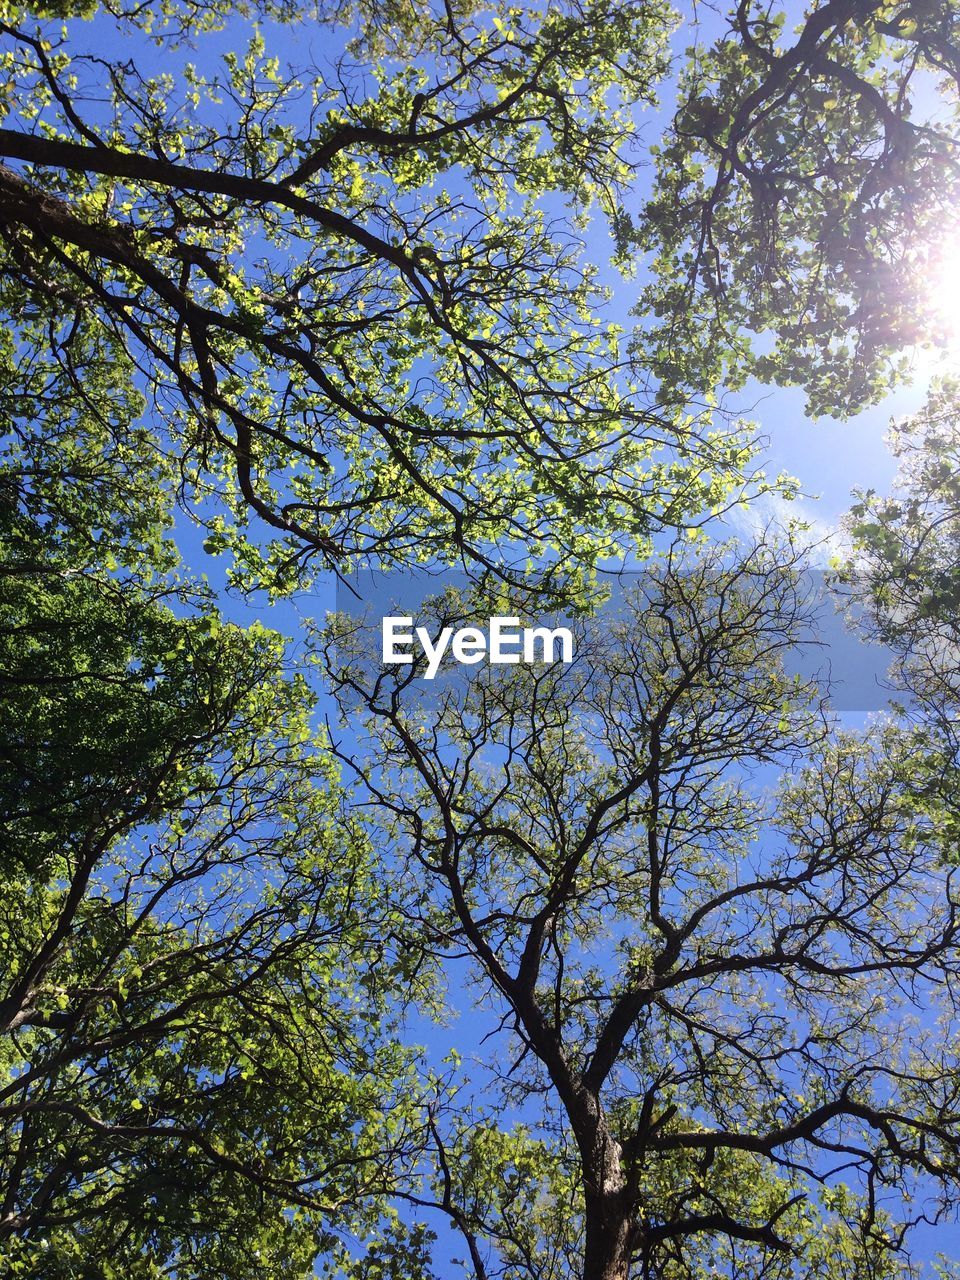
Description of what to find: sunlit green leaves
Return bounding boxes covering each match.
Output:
[636,0,960,417]
[0,0,768,594]
[0,408,432,1276]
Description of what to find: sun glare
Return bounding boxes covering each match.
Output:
[926,233,960,353]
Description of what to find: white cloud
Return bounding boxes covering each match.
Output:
[720,492,852,568]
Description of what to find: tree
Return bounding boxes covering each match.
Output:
[0,0,953,589]
[322,540,960,1280]
[0,405,432,1276]
[847,375,960,853]
[5,2,960,1277]
[638,0,960,417]
[0,0,764,592]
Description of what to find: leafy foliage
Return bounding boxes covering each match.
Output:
[323,542,960,1278]
[0,407,429,1276]
[0,0,767,592]
[637,0,960,417]
[4,1,960,1277]
[846,377,960,864]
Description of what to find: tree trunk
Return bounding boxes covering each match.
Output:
[580,1124,635,1280]
[582,1195,634,1280]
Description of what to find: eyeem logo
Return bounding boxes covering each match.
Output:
[382,616,574,680]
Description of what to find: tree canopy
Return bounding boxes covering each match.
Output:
[639,0,960,416]
[322,543,960,1280]
[0,0,755,591]
[4,1,960,1278]
[1,0,956,580]
[0,387,432,1277]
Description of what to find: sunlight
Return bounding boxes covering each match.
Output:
[925,232,960,353]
